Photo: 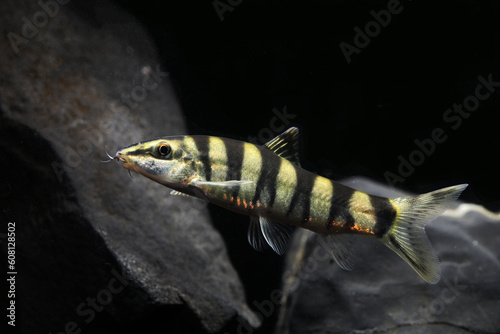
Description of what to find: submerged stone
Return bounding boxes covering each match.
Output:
[0,1,258,332]
[277,177,500,333]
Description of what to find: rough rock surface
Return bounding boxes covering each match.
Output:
[0,1,258,333]
[277,177,500,334]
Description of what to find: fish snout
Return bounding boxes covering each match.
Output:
[115,151,135,170]
[115,151,125,162]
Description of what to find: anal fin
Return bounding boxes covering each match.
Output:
[320,234,358,271]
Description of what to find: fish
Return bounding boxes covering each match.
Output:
[112,127,467,284]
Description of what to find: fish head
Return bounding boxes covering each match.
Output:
[115,137,198,190]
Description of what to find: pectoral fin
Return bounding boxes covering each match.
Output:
[193,180,254,187]
[190,179,254,195]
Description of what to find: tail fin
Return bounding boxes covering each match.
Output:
[381,184,468,284]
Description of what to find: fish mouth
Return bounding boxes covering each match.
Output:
[115,152,136,171]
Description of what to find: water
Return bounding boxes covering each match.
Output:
[1,0,499,333]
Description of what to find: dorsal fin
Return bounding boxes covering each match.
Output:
[264,127,300,166]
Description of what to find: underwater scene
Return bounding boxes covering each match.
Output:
[1,0,499,333]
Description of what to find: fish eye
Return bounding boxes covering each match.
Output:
[157,143,172,157]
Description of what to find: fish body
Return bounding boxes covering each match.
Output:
[114,127,467,284]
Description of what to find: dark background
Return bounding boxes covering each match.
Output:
[111,0,499,210]
[103,1,499,331]
[14,1,494,333]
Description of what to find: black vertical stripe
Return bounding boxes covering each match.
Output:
[224,139,245,199]
[253,148,281,208]
[370,196,397,237]
[326,183,356,229]
[192,136,212,181]
[180,140,197,171]
[285,170,316,223]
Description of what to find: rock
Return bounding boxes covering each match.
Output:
[277,177,500,334]
[0,1,258,333]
